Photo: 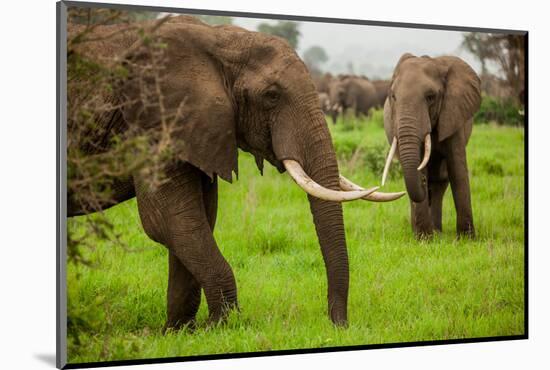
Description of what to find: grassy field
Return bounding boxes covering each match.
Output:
[67,114,525,363]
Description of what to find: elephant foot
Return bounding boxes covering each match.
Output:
[329,308,348,328]
[413,221,434,240]
[456,218,475,239]
[204,299,239,327]
[457,226,475,239]
[414,229,434,240]
[162,318,197,334]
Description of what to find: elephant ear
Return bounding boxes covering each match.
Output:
[436,56,481,142]
[121,22,239,183]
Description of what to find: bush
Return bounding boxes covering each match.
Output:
[475,95,524,126]
[361,144,401,180]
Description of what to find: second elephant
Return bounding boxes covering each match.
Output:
[382,53,481,238]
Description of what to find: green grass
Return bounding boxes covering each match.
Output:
[67,116,525,363]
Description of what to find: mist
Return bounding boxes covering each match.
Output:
[233,17,485,79]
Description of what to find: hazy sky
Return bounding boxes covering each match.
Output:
[232,17,483,79]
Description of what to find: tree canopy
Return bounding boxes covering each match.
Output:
[257,21,301,49]
[462,33,525,103]
[303,45,329,73]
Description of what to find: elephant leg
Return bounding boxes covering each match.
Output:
[445,135,475,237]
[428,180,448,232]
[163,176,219,331]
[164,252,201,331]
[428,155,449,232]
[410,170,434,238]
[134,163,237,327]
[201,175,218,231]
[410,198,434,239]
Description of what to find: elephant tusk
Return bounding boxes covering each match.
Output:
[283,160,376,202]
[381,137,397,186]
[417,134,431,171]
[339,175,406,202]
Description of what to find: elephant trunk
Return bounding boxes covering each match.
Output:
[397,121,426,203]
[305,120,349,326]
[272,108,349,326]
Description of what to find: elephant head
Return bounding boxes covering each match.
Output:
[119,16,402,325]
[318,92,332,116]
[328,75,377,122]
[327,76,347,122]
[383,53,481,202]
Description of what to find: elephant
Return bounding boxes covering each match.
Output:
[67,15,404,330]
[382,53,481,238]
[313,72,333,94]
[328,75,377,123]
[318,92,332,117]
[372,80,391,109]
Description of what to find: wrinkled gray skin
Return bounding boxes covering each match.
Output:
[68,16,353,330]
[384,53,481,238]
[329,75,377,123]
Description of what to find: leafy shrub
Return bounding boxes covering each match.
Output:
[333,139,401,182]
[361,144,401,180]
[475,95,524,126]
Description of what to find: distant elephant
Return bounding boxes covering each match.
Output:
[328,75,377,123]
[382,53,481,238]
[313,72,333,94]
[372,80,390,108]
[318,92,332,117]
[68,16,403,330]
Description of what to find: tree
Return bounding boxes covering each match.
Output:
[196,15,233,25]
[303,45,329,74]
[257,21,301,49]
[462,33,525,103]
[66,7,177,352]
[69,8,159,24]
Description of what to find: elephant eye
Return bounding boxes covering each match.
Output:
[391,92,396,101]
[426,92,436,104]
[263,87,281,105]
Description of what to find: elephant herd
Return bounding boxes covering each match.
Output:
[68,16,481,330]
[314,73,390,123]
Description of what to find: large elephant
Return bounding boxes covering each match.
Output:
[382,53,481,238]
[328,75,377,123]
[68,16,403,330]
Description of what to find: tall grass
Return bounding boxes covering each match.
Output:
[67,114,525,363]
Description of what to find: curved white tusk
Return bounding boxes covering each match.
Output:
[417,134,431,171]
[382,137,397,186]
[283,160,375,202]
[339,175,406,202]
